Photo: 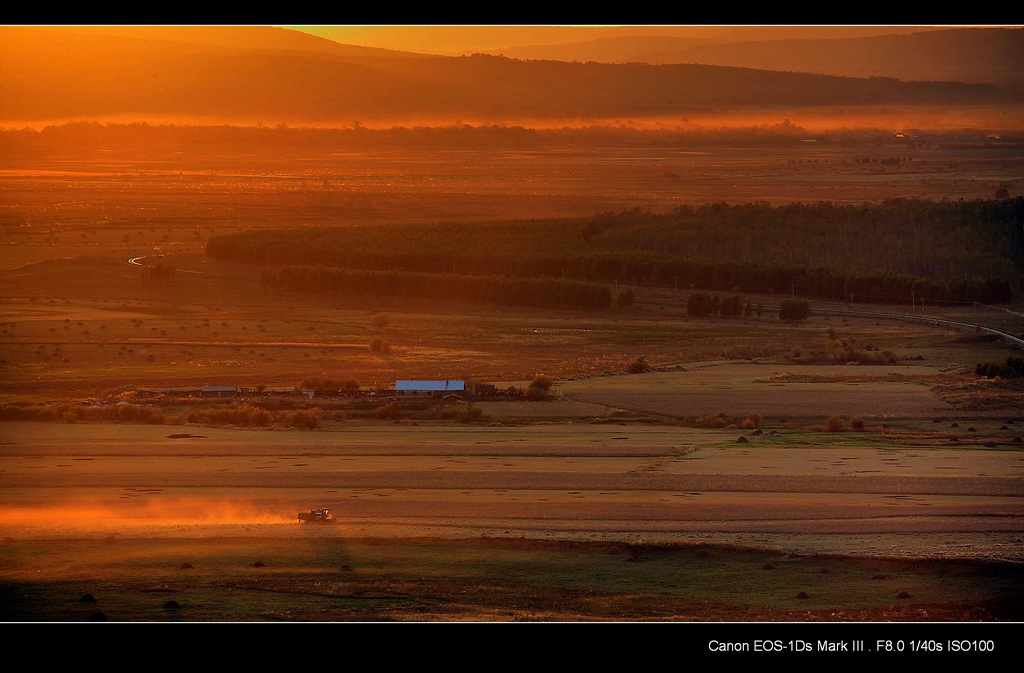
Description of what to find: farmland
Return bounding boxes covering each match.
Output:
[1,122,1023,624]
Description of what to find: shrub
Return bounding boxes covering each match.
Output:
[628,356,652,374]
[281,408,321,429]
[693,411,732,428]
[687,291,713,317]
[373,402,403,420]
[369,337,392,353]
[525,386,550,401]
[720,294,743,317]
[742,413,763,429]
[825,414,844,432]
[445,403,484,423]
[184,404,271,428]
[850,417,865,430]
[300,377,341,395]
[976,356,1024,379]
[525,374,555,401]
[779,298,811,322]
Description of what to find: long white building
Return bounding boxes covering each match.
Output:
[394,380,466,395]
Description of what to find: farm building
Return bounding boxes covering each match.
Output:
[394,380,466,396]
[201,385,238,398]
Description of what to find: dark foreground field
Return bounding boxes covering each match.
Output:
[3,536,1022,623]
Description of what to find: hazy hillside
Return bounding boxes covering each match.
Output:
[486,27,1024,87]
[0,25,1015,126]
[293,25,936,56]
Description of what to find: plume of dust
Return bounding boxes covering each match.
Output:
[0,496,298,529]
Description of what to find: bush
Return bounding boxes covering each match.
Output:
[280,408,321,429]
[741,413,763,429]
[693,411,732,428]
[628,356,652,374]
[369,337,392,353]
[525,374,555,401]
[373,402,403,419]
[850,417,865,430]
[720,295,743,317]
[444,403,484,423]
[300,377,341,395]
[975,356,1024,379]
[184,404,272,428]
[525,386,549,401]
[825,414,844,432]
[779,298,811,322]
[687,291,713,317]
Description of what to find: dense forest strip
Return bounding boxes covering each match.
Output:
[259,266,613,310]
[208,198,1024,306]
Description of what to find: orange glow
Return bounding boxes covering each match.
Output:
[3,25,1016,133]
[0,497,298,529]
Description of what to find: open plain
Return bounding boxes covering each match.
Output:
[2,115,1024,623]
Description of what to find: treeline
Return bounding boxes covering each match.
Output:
[208,198,1023,305]
[0,402,322,429]
[260,266,613,309]
[5,121,1011,161]
[686,292,757,317]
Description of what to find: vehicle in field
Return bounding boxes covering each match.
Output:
[298,507,334,523]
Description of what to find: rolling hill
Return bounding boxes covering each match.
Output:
[1,25,1018,126]
[477,27,1024,87]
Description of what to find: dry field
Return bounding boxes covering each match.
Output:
[559,363,957,419]
[1,416,1022,622]
[2,420,1023,556]
[2,138,1023,622]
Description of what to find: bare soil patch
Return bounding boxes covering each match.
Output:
[559,363,956,419]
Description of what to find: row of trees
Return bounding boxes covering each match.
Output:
[0,402,322,429]
[686,292,757,317]
[3,120,858,155]
[260,266,613,310]
[298,377,360,394]
[686,294,809,322]
[209,198,1023,306]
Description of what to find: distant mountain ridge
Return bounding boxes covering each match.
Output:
[1,26,1018,126]
[484,27,1024,86]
